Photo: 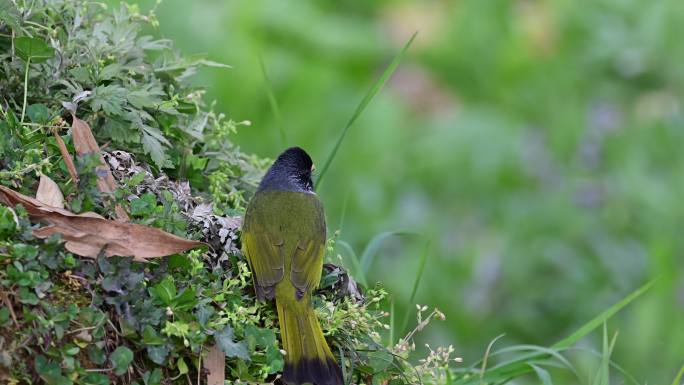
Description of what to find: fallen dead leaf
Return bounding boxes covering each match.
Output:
[52,129,79,183]
[204,345,226,385]
[0,184,204,262]
[70,114,130,222]
[36,174,64,209]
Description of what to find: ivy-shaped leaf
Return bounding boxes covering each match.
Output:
[216,325,250,361]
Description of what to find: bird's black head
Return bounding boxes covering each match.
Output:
[257,147,315,193]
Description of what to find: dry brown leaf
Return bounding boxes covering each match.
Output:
[52,130,79,183]
[70,114,130,222]
[203,345,226,385]
[0,184,204,262]
[36,174,64,209]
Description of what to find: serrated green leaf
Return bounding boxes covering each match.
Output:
[109,346,133,376]
[91,85,126,115]
[99,63,122,81]
[69,67,91,83]
[140,125,170,168]
[15,36,55,63]
[127,86,163,109]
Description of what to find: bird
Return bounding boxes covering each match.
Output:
[241,147,343,385]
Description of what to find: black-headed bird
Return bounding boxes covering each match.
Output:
[242,147,343,385]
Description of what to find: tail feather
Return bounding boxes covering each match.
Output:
[277,300,343,385]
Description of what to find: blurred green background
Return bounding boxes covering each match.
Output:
[128,0,684,382]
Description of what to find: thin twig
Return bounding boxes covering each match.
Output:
[20,57,31,124]
[0,290,18,326]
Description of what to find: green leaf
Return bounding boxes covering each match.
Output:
[80,373,109,385]
[26,104,50,124]
[18,286,39,305]
[0,307,10,326]
[146,345,169,365]
[69,67,91,83]
[87,345,107,365]
[142,369,162,385]
[15,36,55,63]
[140,125,170,168]
[0,0,21,31]
[150,276,176,305]
[99,63,122,81]
[35,355,72,385]
[162,321,189,338]
[177,357,189,375]
[315,31,417,190]
[91,85,127,116]
[142,325,165,345]
[216,325,250,360]
[109,346,133,376]
[366,350,393,372]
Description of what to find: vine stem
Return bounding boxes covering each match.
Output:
[20,56,31,124]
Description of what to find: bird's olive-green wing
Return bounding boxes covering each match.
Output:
[290,195,326,298]
[242,197,285,299]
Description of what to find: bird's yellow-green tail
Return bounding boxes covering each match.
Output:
[276,297,343,385]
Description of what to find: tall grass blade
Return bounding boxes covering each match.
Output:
[453,280,654,385]
[552,279,654,349]
[529,364,553,385]
[400,239,431,333]
[389,296,396,347]
[258,54,286,146]
[671,363,684,385]
[479,334,505,385]
[336,240,367,287]
[314,31,418,190]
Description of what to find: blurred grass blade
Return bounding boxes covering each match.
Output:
[359,230,414,276]
[553,279,654,349]
[529,364,553,385]
[389,296,396,347]
[258,54,286,146]
[314,31,418,190]
[671,363,684,385]
[337,240,367,287]
[400,239,431,333]
[337,189,350,232]
[592,323,618,385]
[454,280,654,385]
[408,240,430,304]
[479,334,505,384]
